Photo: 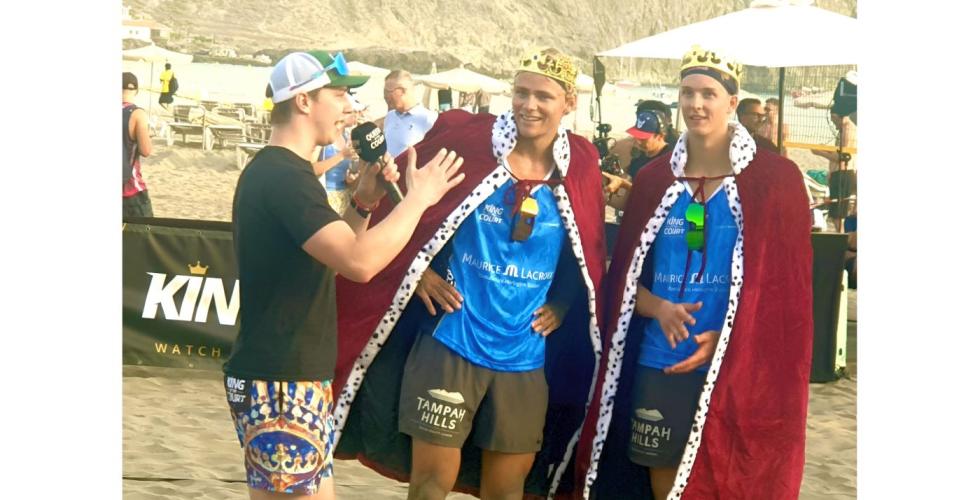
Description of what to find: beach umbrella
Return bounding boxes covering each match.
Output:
[347,61,391,77]
[575,73,595,93]
[596,0,858,148]
[416,67,510,95]
[122,44,194,65]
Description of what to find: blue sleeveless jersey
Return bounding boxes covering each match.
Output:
[432,179,567,372]
[638,187,738,372]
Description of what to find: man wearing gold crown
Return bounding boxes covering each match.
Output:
[329,47,607,499]
[574,46,813,499]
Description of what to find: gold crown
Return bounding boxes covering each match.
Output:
[680,45,743,84]
[188,261,209,275]
[518,48,578,89]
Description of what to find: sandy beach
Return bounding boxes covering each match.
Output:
[127,65,857,497]
[122,292,855,499]
[126,126,858,497]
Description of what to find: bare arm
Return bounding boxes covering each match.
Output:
[302,197,430,282]
[810,149,836,161]
[312,153,348,177]
[131,108,153,157]
[601,171,632,210]
[302,147,465,282]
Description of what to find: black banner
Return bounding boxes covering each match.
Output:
[123,218,238,370]
[810,232,848,383]
[123,219,849,376]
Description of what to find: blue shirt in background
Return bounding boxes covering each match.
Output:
[318,132,352,191]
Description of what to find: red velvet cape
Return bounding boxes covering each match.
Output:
[573,146,814,499]
[332,110,607,498]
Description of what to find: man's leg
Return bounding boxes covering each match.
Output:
[479,450,535,500]
[648,467,677,500]
[399,334,483,500]
[246,477,334,500]
[408,438,461,500]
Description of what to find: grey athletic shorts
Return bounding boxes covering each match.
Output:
[627,365,707,468]
[398,333,548,453]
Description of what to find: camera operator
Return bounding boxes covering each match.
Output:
[603,100,677,211]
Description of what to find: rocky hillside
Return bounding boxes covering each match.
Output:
[125,0,856,87]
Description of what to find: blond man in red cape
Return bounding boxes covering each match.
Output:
[574,46,813,499]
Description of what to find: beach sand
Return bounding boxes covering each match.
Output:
[128,87,856,497]
[123,294,856,499]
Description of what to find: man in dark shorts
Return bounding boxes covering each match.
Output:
[223,51,465,500]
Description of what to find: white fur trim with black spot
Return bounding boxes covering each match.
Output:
[583,123,755,499]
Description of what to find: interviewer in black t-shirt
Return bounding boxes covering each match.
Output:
[223,51,465,499]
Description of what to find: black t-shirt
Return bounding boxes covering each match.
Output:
[225,146,342,381]
[627,141,675,179]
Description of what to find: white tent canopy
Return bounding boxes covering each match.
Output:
[597,0,857,68]
[122,43,193,65]
[347,61,391,77]
[415,67,510,95]
[575,73,595,93]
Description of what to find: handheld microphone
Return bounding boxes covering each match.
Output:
[350,122,403,204]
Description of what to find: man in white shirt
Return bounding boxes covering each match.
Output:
[383,70,437,158]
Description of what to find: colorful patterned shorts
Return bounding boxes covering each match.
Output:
[326,189,352,215]
[225,377,336,495]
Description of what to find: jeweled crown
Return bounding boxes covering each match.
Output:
[680,45,743,84]
[518,48,578,89]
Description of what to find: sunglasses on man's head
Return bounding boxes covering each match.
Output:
[685,202,705,251]
[288,52,350,92]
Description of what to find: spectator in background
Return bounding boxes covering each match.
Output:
[811,113,857,232]
[736,98,778,153]
[603,100,678,211]
[844,207,857,289]
[476,89,491,114]
[458,91,476,112]
[158,63,175,109]
[123,72,154,217]
[260,84,275,124]
[383,70,438,157]
[314,93,359,213]
[760,97,790,151]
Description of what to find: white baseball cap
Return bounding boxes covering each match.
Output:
[268,52,331,104]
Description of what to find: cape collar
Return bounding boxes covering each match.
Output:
[669,122,757,178]
[491,110,571,177]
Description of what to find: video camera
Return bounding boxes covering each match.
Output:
[592,123,624,176]
[590,57,624,177]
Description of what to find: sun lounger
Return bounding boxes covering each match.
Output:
[167,104,209,150]
[200,100,220,111]
[208,124,246,150]
[233,102,256,120]
[236,142,266,170]
[246,123,272,143]
[215,107,246,122]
